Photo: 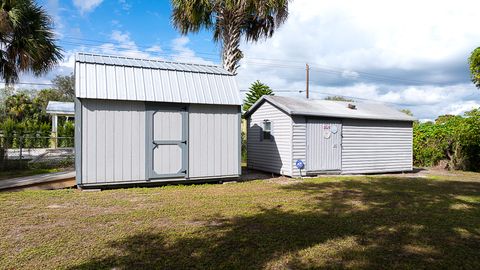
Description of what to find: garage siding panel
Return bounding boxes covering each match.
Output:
[247,101,292,176]
[341,119,413,174]
[291,116,306,177]
[188,104,240,178]
[81,99,146,184]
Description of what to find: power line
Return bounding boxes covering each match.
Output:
[59,36,442,86]
[241,60,434,85]
[59,41,221,62]
[60,36,221,57]
[62,39,424,86]
[0,37,444,104]
[240,88,414,106]
[240,89,304,93]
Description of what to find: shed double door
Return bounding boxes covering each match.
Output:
[146,104,188,180]
[306,119,342,171]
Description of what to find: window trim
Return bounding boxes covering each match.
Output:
[261,120,273,141]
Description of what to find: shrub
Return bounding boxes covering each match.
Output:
[241,131,247,162]
[58,120,74,147]
[413,108,480,171]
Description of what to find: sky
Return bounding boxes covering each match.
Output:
[20,0,480,120]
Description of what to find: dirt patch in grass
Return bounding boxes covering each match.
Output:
[1,171,480,269]
[266,176,301,185]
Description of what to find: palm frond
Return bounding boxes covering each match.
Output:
[243,0,289,42]
[0,0,63,84]
[171,0,214,34]
[170,0,289,73]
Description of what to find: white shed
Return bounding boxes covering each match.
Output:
[74,53,241,187]
[244,95,415,176]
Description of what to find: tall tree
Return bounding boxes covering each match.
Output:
[469,47,480,89]
[171,0,289,73]
[4,92,34,121]
[52,73,74,101]
[324,96,354,102]
[243,80,273,112]
[0,0,62,84]
[400,109,413,116]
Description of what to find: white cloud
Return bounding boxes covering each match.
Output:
[73,0,103,14]
[341,70,359,80]
[447,100,480,115]
[239,0,480,72]
[14,0,480,120]
[110,30,130,44]
[111,20,121,27]
[14,34,215,89]
[95,30,156,59]
[118,0,132,11]
[45,0,64,37]
[170,37,214,65]
[302,83,480,118]
[146,45,162,53]
[236,0,480,119]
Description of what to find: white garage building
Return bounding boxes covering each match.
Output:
[74,53,241,187]
[245,95,415,177]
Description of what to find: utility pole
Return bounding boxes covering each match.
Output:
[305,63,310,99]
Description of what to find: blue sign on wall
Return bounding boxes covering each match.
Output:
[295,160,305,170]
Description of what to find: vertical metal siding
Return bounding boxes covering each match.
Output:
[306,119,342,171]
[74,98,82,185]
[188,104,240,178]
[341,119,413,174]
[75,60,241,105]
[81,99,146,184]
[247,101,292,176]
[291,116,307,177]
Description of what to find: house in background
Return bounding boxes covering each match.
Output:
[244,95,415,177]
[46,101,74,148]
[74,53,241,188]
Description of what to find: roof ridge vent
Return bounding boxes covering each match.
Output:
[348,103,357,110]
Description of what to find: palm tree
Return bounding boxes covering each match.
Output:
[0,0,62,84]
[171,0,289,74]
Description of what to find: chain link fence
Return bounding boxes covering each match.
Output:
[0,135,74,170]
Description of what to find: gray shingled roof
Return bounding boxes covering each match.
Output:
[244,95,416,121]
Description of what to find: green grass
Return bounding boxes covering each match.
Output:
[1,172,480,269]
[0,168,62,181]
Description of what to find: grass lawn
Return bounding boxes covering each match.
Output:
[1,171,480,269]
[0,168,63,181]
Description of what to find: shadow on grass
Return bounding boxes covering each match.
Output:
[69,177,480,269]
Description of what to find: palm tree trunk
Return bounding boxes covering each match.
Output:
[221,15,243,74]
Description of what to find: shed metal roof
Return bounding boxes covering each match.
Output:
[245,95,416,121]
[46,101,75,115]
[75,52,241,105]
